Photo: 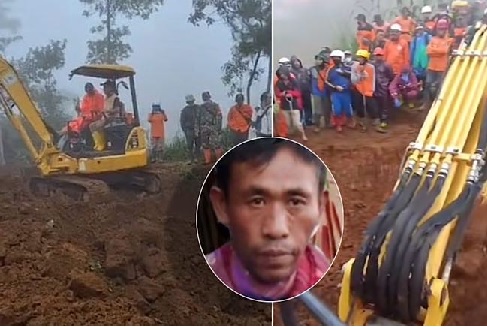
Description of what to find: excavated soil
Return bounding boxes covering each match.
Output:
[274,110,487,326]
[0,163,271,325]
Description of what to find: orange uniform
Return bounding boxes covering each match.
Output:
[353,63,376,97]
[227,104,253,134]
[80,91,104,119]
[148,111,168,139]
[427,36,453,72]
[383,39,410,75]
[392,17,416,44]
[317,66,330,92]
[357,23,376,50]
[274,109,289,137]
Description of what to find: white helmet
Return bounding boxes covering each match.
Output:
[330,49,344,59]
[390,23,402,32]
[421,5,433,14]
[278,57,290,65]
[344,50,352,55]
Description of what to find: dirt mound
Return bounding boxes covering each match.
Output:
[0,164,271,325]
[274,111,487,325]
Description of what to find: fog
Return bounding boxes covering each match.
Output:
[5,0,268,140]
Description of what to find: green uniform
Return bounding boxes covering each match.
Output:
[197,100,222,150]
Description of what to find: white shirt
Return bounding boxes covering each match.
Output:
[248,104,272,139]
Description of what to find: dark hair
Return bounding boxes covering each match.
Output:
[214,138,326,197]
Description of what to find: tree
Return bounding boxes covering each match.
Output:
[189,0,271,102]
[15,40,71,130]
[80,0,165,64]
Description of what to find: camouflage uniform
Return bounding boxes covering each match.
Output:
[180,94,201,162]
[197,99,222,150]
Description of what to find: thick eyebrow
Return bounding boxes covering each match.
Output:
[241,186,312,198]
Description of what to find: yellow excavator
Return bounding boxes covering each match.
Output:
[279,23,487,326]
[0,58,161,200]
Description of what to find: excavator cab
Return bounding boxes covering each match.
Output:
[0,58,161,201]
[66,64,140,158]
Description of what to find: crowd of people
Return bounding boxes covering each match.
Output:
[273,0,487,137]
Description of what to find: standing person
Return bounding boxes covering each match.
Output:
[227,93,253,146]
[180,94,200,164]
[373,30,387,49]
[356,14,375,51]
[373,14,389,35]
[327,50,354,133]
[422,19,453,110]
[351,49,380,131]
[310,52,332,132]
[384,24,410,75]
[421,5,436,34]
[198,91,224,165]
[392,7,416,45]
[290,56,312,126]
[148,103,168,163]
[273,95,289,138]
[250,91,273,138]
[410,26,432,90]
[275,66,308,141]
[372,47,395,133]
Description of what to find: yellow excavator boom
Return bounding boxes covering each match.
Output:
[338,25,487,326]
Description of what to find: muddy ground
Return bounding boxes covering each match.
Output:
[0,163,271,325]
[274,110,487,326]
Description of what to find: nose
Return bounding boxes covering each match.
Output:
[262,202,290,240]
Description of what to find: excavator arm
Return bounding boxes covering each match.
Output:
[0,57,66,174]
[280,25,487,327]
[337,24,487,326]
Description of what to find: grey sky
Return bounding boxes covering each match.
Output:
[272,0,399,67]
[6,0,267,139]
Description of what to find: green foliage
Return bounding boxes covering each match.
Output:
[80,0,165,64]
[163,128,234,162]
[14,40,71,130]
[189,0,271,100]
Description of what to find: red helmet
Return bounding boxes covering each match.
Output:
[373,47,385,56]
[437,19,449,29]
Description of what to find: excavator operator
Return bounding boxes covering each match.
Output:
[89,80,123,151]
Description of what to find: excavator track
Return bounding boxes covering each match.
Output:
[29,175,111,202]
[28,169,162,202]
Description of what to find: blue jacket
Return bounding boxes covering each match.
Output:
[327,65,352,91]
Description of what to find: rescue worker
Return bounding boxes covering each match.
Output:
[356,14,375,51]
[148,103,168,163]
[327,50,354,133]
[227,93,253,146]
[89,80,122,151]
[250,91,272,138]
[351,49,380,132]
[198,91,223,165]
[384,24,410,75]
[373,30,387,49]
[422,19,453,110]
[421,5,436,35]
[372,47,395,132]
[451,1,469,49]
[344,50,354,68]
[274,57,295,107]
[290,56,312,126]
[180,94,200,164]
[275,66,308,141]
[410,25,432,89]
[77,83,104,146]
[389,66,420,109]
[372,14,389,35]
[273,95,289,137]
[392,7,416,44]
[310,51,332,132]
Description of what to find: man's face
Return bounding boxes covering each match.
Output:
[390,31,400,40]
[292,60,300,69]
[436,28,447,37]
[422,13,431,20]
[210,149,324,284]
[376,32,385,41]
[85,85,95,95]
[416,28,424,36]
